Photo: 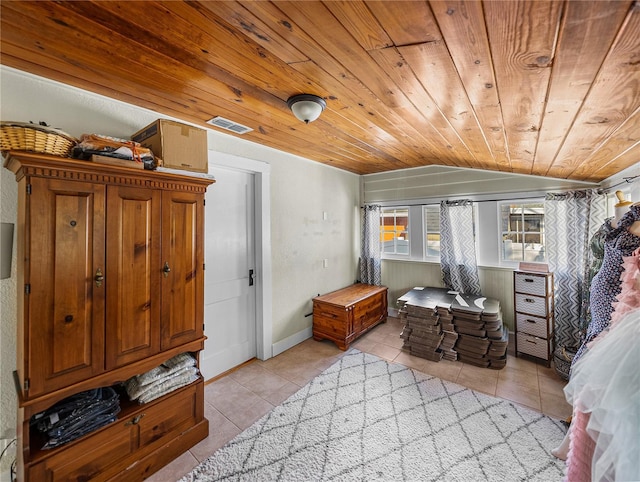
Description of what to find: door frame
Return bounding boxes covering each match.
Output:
[207,151,273,361]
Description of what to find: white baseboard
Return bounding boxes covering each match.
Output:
[271,327,313,357]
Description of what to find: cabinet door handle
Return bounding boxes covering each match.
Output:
[163,262,171,278]
[125,414,145,426]
[94,268,104,287]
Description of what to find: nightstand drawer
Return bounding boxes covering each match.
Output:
[516,313,552,339]
[517,332,552,359]
[515,293,551,317]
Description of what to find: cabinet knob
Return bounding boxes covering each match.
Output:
[125,413,145,426]
[163,262,171,278]
[94,268,104,287]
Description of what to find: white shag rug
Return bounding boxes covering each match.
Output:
[181,350,566,481]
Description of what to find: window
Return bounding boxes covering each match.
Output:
[423,205,441,258]
[499,201,545,262]
[380,207,409,255]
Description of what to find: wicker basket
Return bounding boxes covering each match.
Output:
[553,345,576,380]
[0,121,78,157]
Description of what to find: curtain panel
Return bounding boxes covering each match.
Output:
[360,204,382,286]
[439,199,481,295]
[545,190,606,351]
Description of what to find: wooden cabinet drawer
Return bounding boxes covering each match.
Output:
[515,312,552,339]
[28,417,134,482]
[139,383,198,447]
[26,382,202,482]
[517,332,552,359]
[515,293,551,317]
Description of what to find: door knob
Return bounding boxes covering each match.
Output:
[163,262,171,278]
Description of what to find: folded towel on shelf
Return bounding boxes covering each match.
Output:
[137,367,199,404]
[125,353,199,404]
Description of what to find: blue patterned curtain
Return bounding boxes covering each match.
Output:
[360,204,382,285]
[440,200,481,295]
[545,190,606,350]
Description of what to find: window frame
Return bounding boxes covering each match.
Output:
[380,206,410,258]
[497,199,546,266]
[422,204,441,262]
[379,204,441,262]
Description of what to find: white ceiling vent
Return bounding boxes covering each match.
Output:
[207,116,253,134]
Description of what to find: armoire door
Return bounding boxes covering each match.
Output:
[105,185,162,369]
[160,191,205,349]
[25,177,106,397]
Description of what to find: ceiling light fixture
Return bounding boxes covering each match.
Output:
[286,94,326,124]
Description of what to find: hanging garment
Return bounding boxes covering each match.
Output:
[564,309,640,482]
[609,247,640,325]
[572,205,640,368]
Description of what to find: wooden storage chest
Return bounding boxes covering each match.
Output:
[312,283,388,350]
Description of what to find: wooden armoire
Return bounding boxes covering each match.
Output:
[5,152,214,481]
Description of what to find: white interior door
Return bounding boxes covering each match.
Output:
[201,166,256,381]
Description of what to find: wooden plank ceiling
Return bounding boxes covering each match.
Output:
[1,0,639,181]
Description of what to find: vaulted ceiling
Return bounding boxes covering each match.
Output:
[1,1,639,181]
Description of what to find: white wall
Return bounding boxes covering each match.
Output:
[0,162,18,455]
[0,66,360,446]
[362,164,601,204]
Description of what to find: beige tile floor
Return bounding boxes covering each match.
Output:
[147,316,572,481]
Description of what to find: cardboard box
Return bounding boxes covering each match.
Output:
[132,119,207,173]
